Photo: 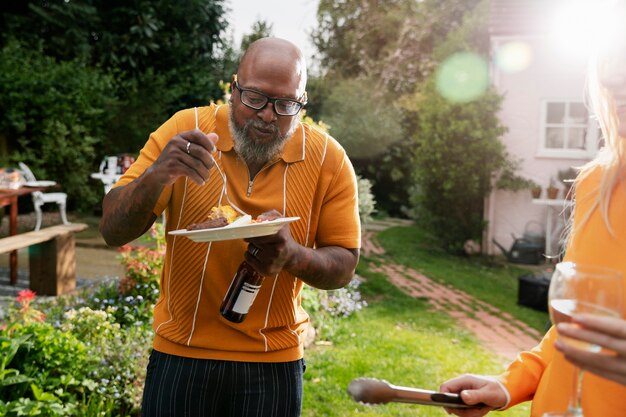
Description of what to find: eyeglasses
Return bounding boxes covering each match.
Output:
[233,81,306,116]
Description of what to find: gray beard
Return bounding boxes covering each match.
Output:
[229,112,297,167]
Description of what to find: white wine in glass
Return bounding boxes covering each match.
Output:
[545,262,623,417]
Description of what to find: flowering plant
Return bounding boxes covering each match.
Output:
[357,175,376,224]
[302,275,368,341]
[117,222,164,300]
[8,289,46,325]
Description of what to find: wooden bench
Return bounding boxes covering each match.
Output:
[0,223,88,295]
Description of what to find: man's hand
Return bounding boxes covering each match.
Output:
[244,224,299,277]
[100,129,218,247]
[244,222,358,290]
[150,130,219,186]
[440,374,508,417]
[556,314,626,386]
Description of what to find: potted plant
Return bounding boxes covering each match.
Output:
[495,170,542,199]
[529,180,542,199]
[546,178,560,199]
[558,167,577,199]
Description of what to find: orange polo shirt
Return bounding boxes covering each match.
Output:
[498,166,626,416]
[115,104,361,362]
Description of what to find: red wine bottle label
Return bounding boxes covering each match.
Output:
[232,282,263,314]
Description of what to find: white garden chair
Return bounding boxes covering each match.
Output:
[18,162,70,231]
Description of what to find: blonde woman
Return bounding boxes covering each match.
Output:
[439,4,626,417]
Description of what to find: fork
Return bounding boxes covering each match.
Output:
[210,154,248,217]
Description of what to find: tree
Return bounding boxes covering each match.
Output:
[313,0,481,93]
[0,1,233,211]
[320,78,403,159]
[0,42,118,211]
[410,81,508,252]
[407,0,514,252]
[310,0,484,217]
[1,0,232,153]
[240,20,274,52]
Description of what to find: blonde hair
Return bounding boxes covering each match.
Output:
[572,49,626,238]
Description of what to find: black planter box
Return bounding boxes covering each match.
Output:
[517,273,550,312]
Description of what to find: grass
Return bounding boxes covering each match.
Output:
[302,224,546,416]
[375,225,549,332]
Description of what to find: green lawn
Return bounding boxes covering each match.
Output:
[302,224,547,416]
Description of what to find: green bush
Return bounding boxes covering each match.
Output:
[302,276,368,340]
[321,78,404,159]
[410,80,507,252]
[0,40,118,211]
[406,1,515,252]
[357,175,377,224]
[1,323,95,416]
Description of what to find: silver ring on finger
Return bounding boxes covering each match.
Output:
[250,246,260,257]
[186,141,192,155]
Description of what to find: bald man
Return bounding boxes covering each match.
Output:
[100,37,361,416]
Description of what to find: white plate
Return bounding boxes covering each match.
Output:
[169,216,300,242]
[24,180,56,187]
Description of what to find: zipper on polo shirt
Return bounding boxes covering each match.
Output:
[245,159,281,197]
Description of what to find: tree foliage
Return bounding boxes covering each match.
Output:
[320,78,403,159]
[408,0,512,252]
[240,20,275,53]
[311,0,484,218]
[313,0,481,93]
[0,42,118,211]
[410,81,508,252]
[0,0,234,211]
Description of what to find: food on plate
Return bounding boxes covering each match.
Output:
[186,206,284,231]
[186,216,229,230]
[254,209,283,223]
[209,205,238,223]
[187,205,238,230]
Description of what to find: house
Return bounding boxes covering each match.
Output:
[484,0,601,258]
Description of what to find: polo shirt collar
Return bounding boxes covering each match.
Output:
[214,104,305,163]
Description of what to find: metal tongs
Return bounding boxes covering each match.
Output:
[347,377,483,409]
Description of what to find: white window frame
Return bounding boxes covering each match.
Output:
[537,99,600,159]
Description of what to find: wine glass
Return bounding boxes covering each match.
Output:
[545,262,623,417]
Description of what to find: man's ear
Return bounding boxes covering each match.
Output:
[230,74,237,101]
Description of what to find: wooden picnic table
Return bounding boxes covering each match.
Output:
[0,185,51,285]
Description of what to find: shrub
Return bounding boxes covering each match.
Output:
[357,175,377,224]
[1,323,95,416]
[2,288,152,416]
[410,82,508,252]
[302,275,368,340]
[406,1,515,253]
[0,40,118,211]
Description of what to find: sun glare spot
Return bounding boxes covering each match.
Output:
[436,52,489,103]
[495,41,532,73]
[494,42,532,72]
[550,0,616,59]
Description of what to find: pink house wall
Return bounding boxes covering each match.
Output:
[485,36,593,256]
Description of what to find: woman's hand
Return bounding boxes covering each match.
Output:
[556,314,626,386]
[439,374,508,417]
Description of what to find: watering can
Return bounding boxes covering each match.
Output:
[492,235,545,265]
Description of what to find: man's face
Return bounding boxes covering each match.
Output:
[229,69,303,167]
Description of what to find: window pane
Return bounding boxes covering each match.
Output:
[567,128,586,149]
[546,127,565,148]
[569,103,588,124]
[547,103,566,123]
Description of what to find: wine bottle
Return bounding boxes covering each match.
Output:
[220,261,265,323]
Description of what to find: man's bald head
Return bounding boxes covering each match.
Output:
[238,37,307,96]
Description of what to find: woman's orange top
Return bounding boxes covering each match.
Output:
[498,167,626,416]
